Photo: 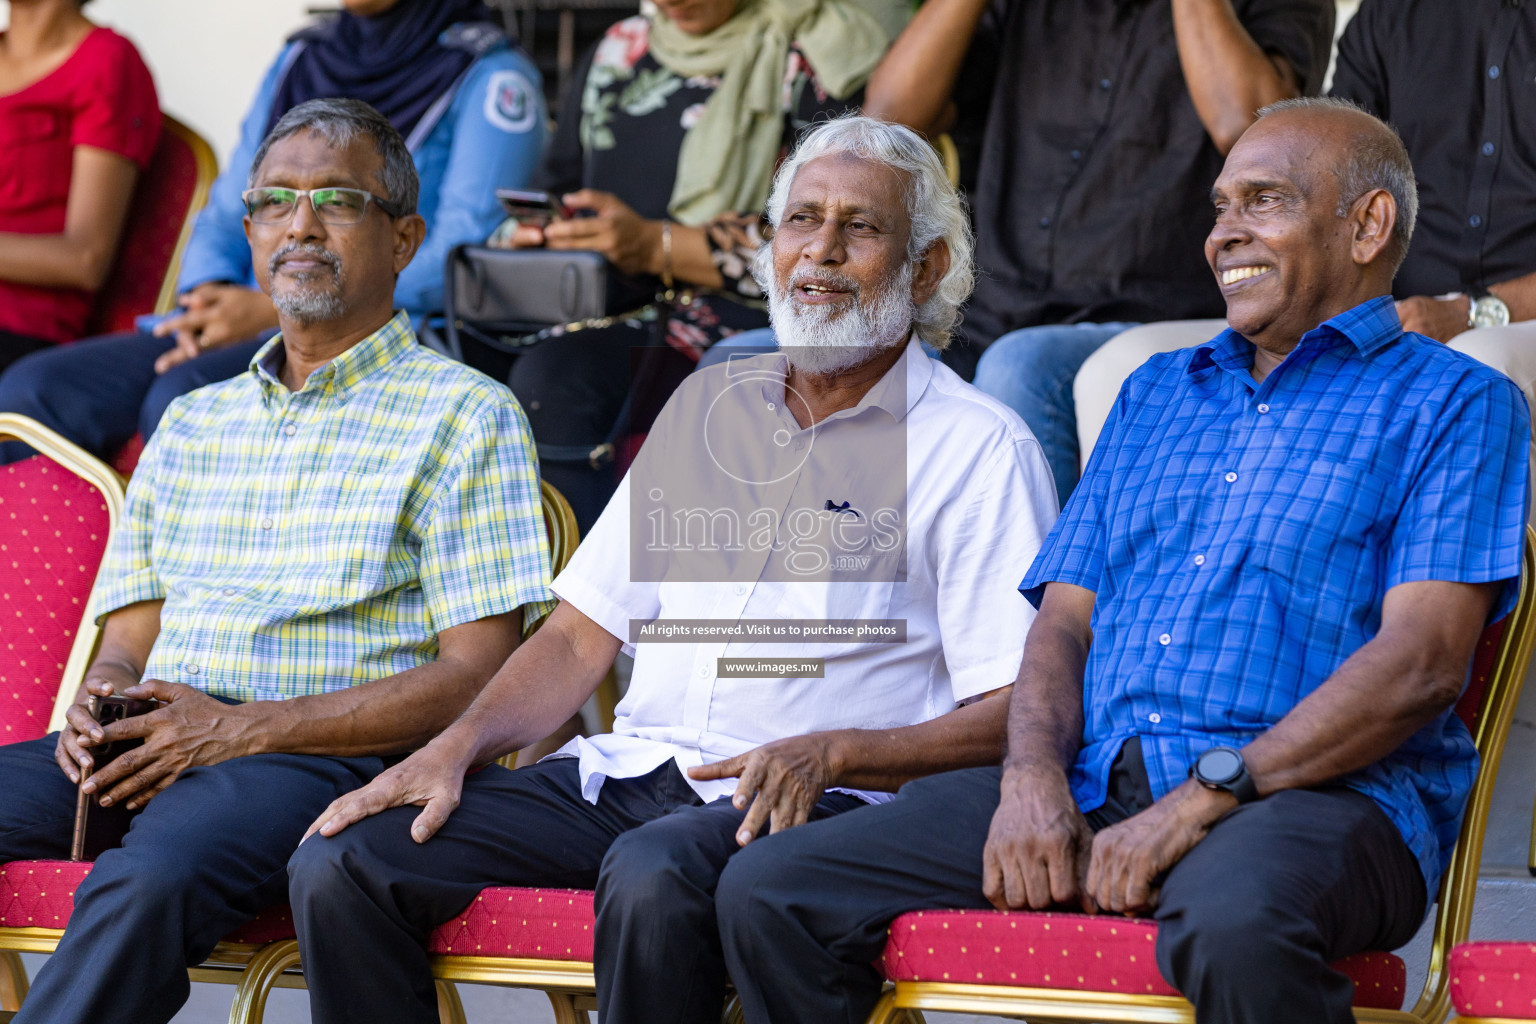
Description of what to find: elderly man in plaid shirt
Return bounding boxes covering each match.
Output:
[705,100,1531,1024]
[0,99,552,1024]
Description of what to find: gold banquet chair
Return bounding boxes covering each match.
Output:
[0,426,588,1024]
[867,526,1536,1024]
[0,414,358,1022]
[226,478,604,1024]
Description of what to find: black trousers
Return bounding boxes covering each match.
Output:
[715,748,1428,1024]
[0,734,383,1024]
[286,757,863,1024]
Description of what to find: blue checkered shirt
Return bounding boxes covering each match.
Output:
[90,312,555,702]
[1021,296,1529,892]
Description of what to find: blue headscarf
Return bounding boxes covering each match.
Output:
[269,0,498,141]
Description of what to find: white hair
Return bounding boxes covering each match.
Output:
[755,114,976,348]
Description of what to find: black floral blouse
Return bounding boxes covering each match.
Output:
[530,15,862,358]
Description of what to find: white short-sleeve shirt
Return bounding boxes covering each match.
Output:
[551,337,1059,803]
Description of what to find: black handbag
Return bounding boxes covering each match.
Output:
[441,244,677,470]
[443,244,610,353]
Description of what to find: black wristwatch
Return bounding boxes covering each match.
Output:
[1189,746,1258,803]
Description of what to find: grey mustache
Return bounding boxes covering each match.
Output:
[269,244,341,277]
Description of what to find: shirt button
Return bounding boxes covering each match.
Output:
[1489,64,1501,79]
[222,587,236,597]
[734,584,747,595]
[1070,149,1082,161]
[1038,216,1051,228]
[1193,554,1206,566]
[1099,78,1112,90]
[1257,403,1270,414]
[1483,141,1496,156]
[794,440,805,451]
[283,423,297,437]
[184,662,200,675]
[766,402,776,411]
[260,517,274,530]
[1158,633,1171,646]
[1224,471,1238,483]
[697,665,710,678]
[1148,712,1162,724]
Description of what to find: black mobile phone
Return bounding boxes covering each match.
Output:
[496,188,572,227]
[71,694,159,860]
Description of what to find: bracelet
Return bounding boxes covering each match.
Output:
[660,220,675,290]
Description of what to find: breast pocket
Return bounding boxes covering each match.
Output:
[1252,460,1395,600]
[0,108,70,209]
[286,468,416,606]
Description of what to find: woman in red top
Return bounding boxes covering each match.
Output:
[0,0,158,371]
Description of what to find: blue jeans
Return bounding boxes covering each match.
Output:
[972,321,1137,506]
[0,329,270,463]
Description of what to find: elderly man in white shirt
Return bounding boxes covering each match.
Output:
[286,114,1059,1024]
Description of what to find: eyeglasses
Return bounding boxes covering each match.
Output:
[241,187,404,226]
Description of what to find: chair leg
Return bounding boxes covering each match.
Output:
[435,979,467,1024]
[225,940,301,1024]
[864,989,903,1024]
[0,952,26,1012]
[545,991,591,1024]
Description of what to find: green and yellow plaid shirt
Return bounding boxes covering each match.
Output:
[90,312,554,702]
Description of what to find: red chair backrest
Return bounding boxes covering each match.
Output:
[0,456,113,744]
[1456,615,1508,733]
[84,115,212,336]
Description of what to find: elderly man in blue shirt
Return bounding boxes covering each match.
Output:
[709,97,1530,1024]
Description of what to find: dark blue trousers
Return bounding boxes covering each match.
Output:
[0,734,383,1024]
[287,757,863,1024]
[0,331,268,463]
[715,760,1428,1024]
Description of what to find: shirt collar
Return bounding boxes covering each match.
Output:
[763,334,930,424]
[1190,294,1403,375]
[249,311,415,404]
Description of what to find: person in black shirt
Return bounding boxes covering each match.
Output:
[1332,0,1536,357]
[864,0,1333,507]
[1075,0,1536,493]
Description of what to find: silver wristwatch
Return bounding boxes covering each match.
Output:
[1470,294,1511,329]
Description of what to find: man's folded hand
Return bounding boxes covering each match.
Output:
[78,680,250,811]
[689,733,839,847]
[305,741,472,845]
[983,764,1095,913]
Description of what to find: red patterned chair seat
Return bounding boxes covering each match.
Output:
[0,860,292,944]
[1451,941,1536,1018]
[881,909,1407,1010]
[428,887,595,961]
[0,864,596,962]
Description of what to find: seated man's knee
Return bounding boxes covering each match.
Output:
[976,327,1061,379]
[287,826,387,907]
[0,348,59,417]
[81,842,207,908]
[596,826,700,915]
[714,838,791,935]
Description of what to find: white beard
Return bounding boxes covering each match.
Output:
[762,253,915,376]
